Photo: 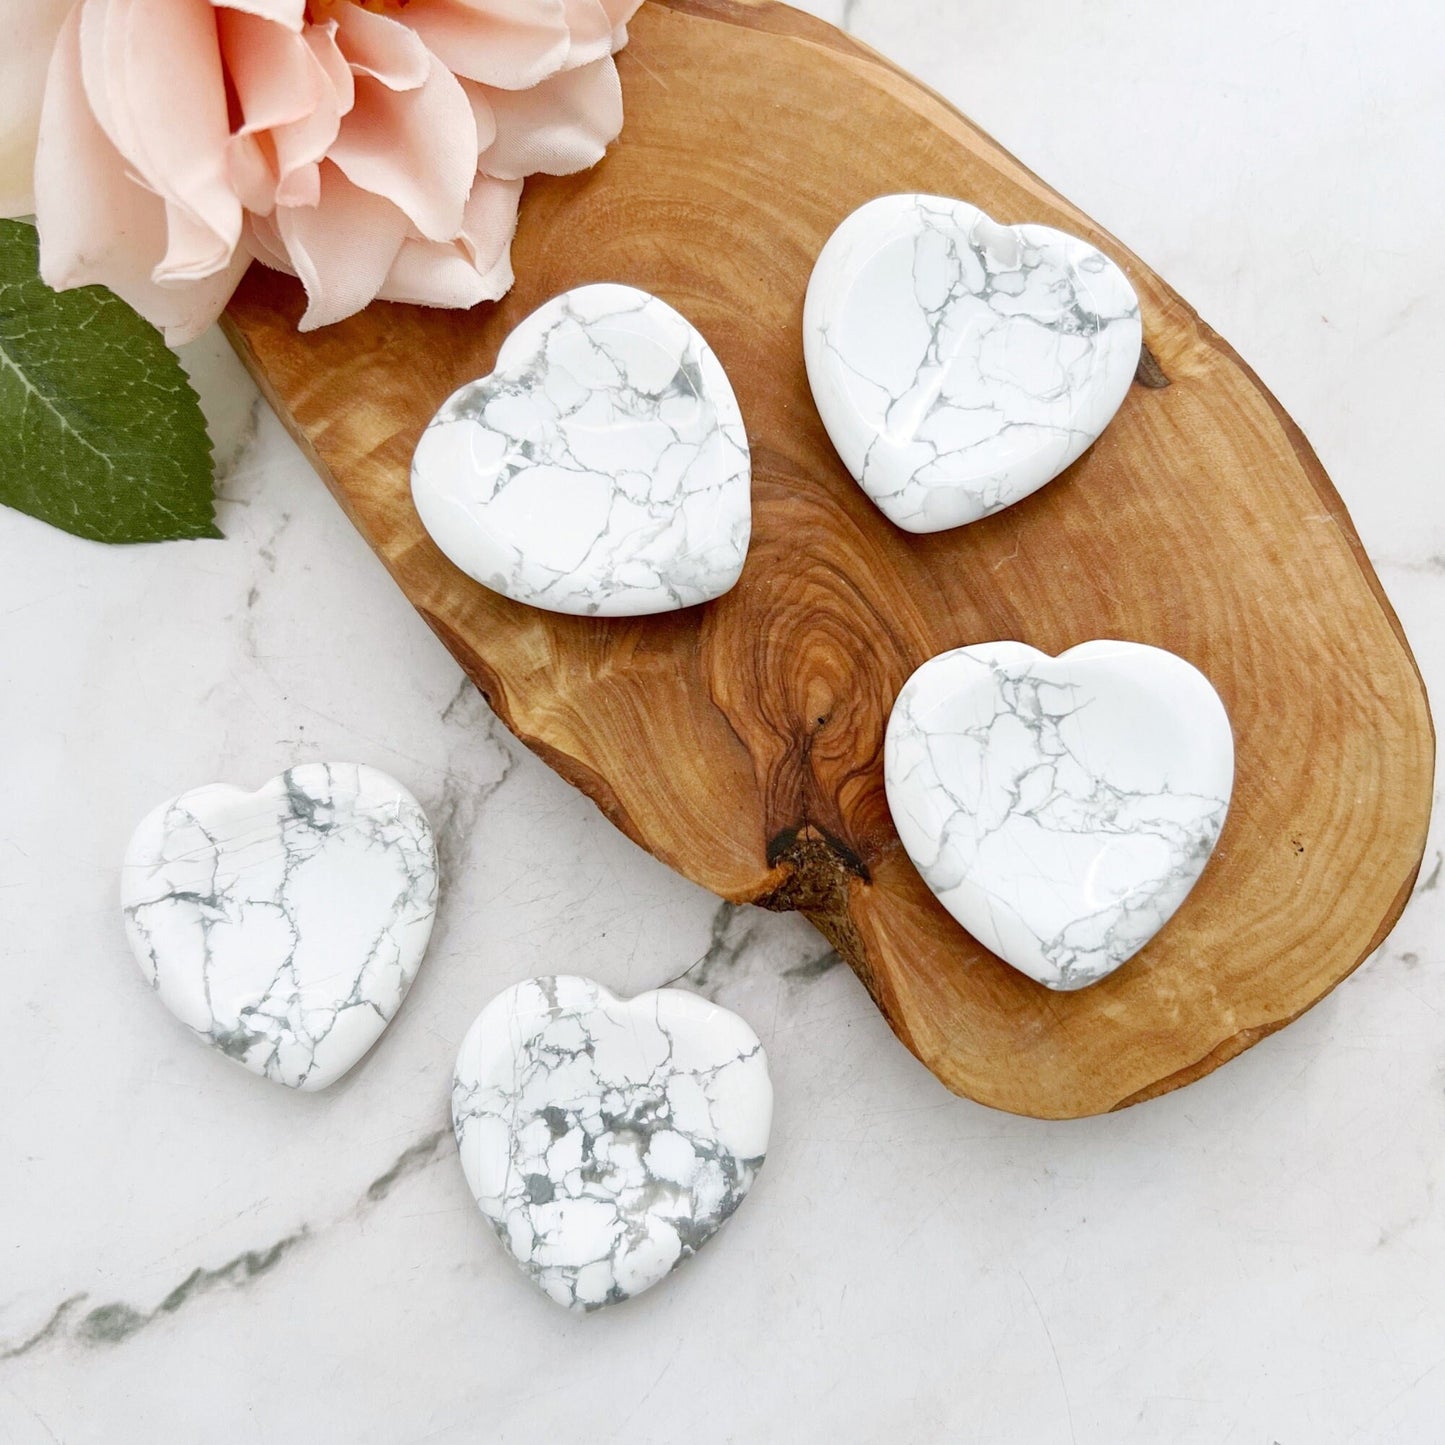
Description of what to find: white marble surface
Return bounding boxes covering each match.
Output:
[886,641,1233,991]
[411,283,751,617]
[2,1,1444,1440]
[804,195,1140,531]
[121,763,438,1090]
[453,976,771,1311]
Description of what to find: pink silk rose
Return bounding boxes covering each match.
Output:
[26,0,643,343]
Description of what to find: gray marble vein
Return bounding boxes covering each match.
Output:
[0,1126,451,1359]
[670,900,840,1000]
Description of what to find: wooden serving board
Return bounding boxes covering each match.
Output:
[222,0,1434,1119]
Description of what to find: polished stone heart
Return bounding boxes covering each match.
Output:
[885,641,1234,990]
[452,976,773,1312]
[411,283,752,618]
[121,763,437,1089]
[804,194,1142,532]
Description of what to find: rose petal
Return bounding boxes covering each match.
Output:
[560,0,615,69]
[151,245,252,343]
[35,5,248,343]
[269,18,355,206]
[305,19,356,118]
[464,82,498,155]
[475,56,622,180]
[375,239,510,309]
[375,174,521,307]
[215,0,304,28]
[79,0,241,282]
[244,209,292,272]
[330,3,429,91]
[329,56,476,242]
[227,134,274,215]
[456,172,524,269]
[401,0,572,90]
[0,0,73,217]
[275,161,410,330]
[220,11,326,133]
[220,10,336,212]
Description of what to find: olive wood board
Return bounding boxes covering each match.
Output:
[222,0,1435,1119]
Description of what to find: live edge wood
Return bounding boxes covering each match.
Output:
[222,0,1434,1119]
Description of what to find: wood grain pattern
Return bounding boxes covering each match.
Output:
[221,0,1434,1118]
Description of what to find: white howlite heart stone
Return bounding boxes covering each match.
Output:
[452,976,773,1312]
[411,283,752,617]
[121,764,438,1089]
[885,641,1234,990]
[804,194,1143,532]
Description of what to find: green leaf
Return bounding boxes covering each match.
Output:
[0,219,218,544]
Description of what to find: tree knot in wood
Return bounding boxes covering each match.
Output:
[759,823,869,911]
[1134,341,1170,389]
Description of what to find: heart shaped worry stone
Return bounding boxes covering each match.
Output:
[411,283,752,617]
[121,763,438,1089]
[804,194,1142,532]
[885,641,1234,991]
[452,976,773,1312]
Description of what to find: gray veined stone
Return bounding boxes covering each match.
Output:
[120,763,438,1089]
[805,194,1142,533]
[452,975,773,1311]
[411,284,752,618]
[884,641,1234,990]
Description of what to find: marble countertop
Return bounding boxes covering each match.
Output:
[3,1,1442,1440]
